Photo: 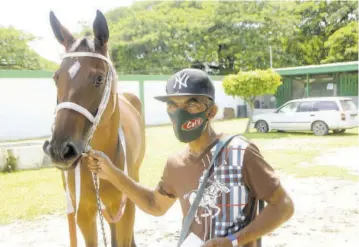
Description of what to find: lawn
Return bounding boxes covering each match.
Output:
[0,119,358,224]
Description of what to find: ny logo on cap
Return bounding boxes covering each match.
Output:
[173,72,189,90]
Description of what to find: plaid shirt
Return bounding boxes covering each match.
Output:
[208,136,251,237]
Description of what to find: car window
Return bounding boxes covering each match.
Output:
[278,102,299,113]
[340,100,357,111]
[297,101,314,112]
[313,101,339,111]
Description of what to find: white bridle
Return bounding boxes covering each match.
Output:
[54,52,115,153]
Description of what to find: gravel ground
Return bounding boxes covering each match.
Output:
[0,148,358,247]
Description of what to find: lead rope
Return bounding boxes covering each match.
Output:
[92,173,108,247]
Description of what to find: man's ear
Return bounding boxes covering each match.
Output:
[207,104,218,120]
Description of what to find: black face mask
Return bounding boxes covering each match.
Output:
[168,108,208,143]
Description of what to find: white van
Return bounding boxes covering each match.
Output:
[251,97,358,135]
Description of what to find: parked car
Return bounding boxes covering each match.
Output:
[251,97,358,135]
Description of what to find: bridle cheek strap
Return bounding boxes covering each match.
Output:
[56,102,95,123]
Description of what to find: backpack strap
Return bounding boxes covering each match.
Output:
[177,134,239,247]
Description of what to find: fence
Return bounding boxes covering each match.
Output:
[0,70,245,141]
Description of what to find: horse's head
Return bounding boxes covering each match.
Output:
[43,10,117,170]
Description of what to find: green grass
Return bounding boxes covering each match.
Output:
[0,169,64,224]
[0,119,358,224]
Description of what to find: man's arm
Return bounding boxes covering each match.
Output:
[234,184,294,245]
[234,142,295,245]
[85,150,177,216]
[108,168,177,216]
[235,143,294,245]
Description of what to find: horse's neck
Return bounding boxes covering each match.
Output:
[91,93,120,158]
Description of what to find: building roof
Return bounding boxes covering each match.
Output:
[274,61,358,76]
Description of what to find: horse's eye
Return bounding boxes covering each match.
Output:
[94,75,105,87]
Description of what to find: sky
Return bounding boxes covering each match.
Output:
[0,0,134,64]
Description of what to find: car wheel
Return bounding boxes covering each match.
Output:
[312,121,329,136]
[256,120,269,133]
[333,129,346,134]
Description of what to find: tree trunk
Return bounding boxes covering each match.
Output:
[244,98,255,133]
[244,106,254,133]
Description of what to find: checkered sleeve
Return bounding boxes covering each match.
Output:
[213,136,250,237]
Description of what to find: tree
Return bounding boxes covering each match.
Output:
[74,0,358,74]
[321,21,358,64]
[289,0,358,65]
[103,1,299,74]
[206,1,300,73]
[0,26,58,71]
[222,69,282,133]
[107,1,218,74]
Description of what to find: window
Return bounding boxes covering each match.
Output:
[297,102,314,112]
[278,102,299,113]
[313,101,339,111]
[340,100,357,111]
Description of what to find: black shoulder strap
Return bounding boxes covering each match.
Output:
[177,134,239,247]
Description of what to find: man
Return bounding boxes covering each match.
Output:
[85,68,294,247]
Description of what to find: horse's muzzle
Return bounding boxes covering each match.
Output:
[43,139,82,170]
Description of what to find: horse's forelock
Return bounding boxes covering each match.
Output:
[69,37,95,53]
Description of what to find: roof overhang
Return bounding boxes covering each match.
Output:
[274,61,358,76]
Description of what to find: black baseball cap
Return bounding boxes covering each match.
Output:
[154,68,215,102]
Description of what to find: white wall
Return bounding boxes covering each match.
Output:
[213,80,245,120]
[0,78,56,141]
[0,78,244,141]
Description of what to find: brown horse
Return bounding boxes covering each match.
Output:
[43,10,145,247]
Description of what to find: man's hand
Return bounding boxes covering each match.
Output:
[82,149,117,181]
[200,237,232,247]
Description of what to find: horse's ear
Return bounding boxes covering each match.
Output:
[93,10,109,49]
[49,11,75,48]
